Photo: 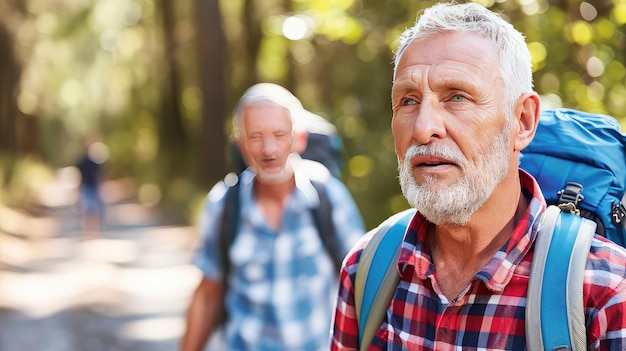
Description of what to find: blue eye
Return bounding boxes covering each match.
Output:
[402,98,418,106]
[451,95,465,102]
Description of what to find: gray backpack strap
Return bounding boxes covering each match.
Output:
[526,205,596,351]
[354,209,415,351]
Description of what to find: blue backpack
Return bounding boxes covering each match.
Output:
[354,108,626,350]
[520,108,626,246]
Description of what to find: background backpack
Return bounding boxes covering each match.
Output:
[215,171,344,326]
[519,108,626,245]
[219,111,346,324]
[218,173,344,274]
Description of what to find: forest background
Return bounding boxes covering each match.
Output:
[1,0,625,230]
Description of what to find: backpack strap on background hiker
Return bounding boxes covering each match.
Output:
[217,172,342,324]
[217,173,242,324]
[354,208,416,351]
[219,175,341,271]
[526,205,596,351]
[310,179,343,272]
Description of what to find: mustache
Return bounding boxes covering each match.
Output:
[403,143,465,166]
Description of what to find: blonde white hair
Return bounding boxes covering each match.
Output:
[393,2,534,116]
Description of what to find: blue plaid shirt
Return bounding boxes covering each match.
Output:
[194,159,365,351]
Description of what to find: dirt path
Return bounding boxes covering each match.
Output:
[0,177,202,351]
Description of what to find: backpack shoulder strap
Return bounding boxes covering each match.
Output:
[526,205,596,351]
[310,179,343,272]
[221,176,340,274]
[354,208,416,351]
[217,174,241,324]
[219,175,241,271]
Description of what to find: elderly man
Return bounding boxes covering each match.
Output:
[181,83,364,351]
[330,3,626,350]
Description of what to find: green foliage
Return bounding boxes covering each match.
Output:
[0,155,54,209]
[3,0,626,228]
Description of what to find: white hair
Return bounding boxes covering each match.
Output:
[393,2,534,116]
[232,82,336,141]
[232,83,302,138]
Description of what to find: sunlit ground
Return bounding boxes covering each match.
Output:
[0,169,203,350]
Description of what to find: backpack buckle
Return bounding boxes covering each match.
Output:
[612,193,626,227]
[557,182,584,207]
[557,202,580,215]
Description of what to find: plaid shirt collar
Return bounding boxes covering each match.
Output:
[397,170,546,292]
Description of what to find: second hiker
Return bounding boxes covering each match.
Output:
[181,82,365,351]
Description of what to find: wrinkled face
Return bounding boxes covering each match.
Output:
[238,103,296,184]
[391,32,514,225]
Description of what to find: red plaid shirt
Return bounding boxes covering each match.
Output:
[330,170,626,350]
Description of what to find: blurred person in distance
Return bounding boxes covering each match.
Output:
[76,137,108,236]
[180,83,365,351]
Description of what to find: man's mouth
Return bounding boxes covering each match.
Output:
[413,156,456,168]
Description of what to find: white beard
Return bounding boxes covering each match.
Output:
[250,154,296,185]
[398,120,512,226]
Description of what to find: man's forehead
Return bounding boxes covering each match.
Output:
[394,32,497,77]
[243,101,290,113]
[241,104,293,130]
[393,33,500,86]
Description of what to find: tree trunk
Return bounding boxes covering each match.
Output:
[195,0,227,187]
[158,0,187,151]
[0,24,18,157]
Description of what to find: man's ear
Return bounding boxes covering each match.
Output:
[513,93,541,152]
[293,129,308,154]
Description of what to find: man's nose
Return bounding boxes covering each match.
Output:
[412,97,447,145]
[262,136,278,154]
